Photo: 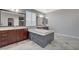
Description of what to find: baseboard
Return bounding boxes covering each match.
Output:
[55,33,79,39]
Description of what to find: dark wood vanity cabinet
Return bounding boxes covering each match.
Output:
[0,28,28,47]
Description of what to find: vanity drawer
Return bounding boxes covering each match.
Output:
[0,39,8,47]
[0,31,8,34]
[0,37,8,42]
[0,31,8,43]
[0,34,8,37]
[0,31,8,37]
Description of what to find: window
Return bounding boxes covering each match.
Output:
[26,11,36,26]
[8,18,14,26]
[31,13,36,26]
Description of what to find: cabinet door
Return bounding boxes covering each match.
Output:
[0,41,1,47]
[22,29,27,39]
[8,30,17,44]
[17,29,27,42]
[0,39,8,47]
[17,29,23,41]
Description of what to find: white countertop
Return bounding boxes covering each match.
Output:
[28,29,54,36]
[0,26,27,31]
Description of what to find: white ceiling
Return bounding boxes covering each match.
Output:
[36,9,57,14]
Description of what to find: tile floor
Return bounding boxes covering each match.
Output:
[0,34,79,50]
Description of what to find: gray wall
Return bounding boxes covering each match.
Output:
[47,9,79,37]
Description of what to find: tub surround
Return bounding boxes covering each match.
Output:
[29,29,54,36]
[28,29,54,48]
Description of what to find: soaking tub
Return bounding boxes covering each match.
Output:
[28,29,54,48]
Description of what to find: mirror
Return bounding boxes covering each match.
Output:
[0,9,25,27]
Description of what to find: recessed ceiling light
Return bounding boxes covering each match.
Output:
[15,9,19,12]
[38,14,44,17]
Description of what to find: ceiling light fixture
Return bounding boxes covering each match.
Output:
[38,14,44,17]
[15,9,19,12]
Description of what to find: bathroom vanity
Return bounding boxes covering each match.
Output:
[0,27,28,47]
